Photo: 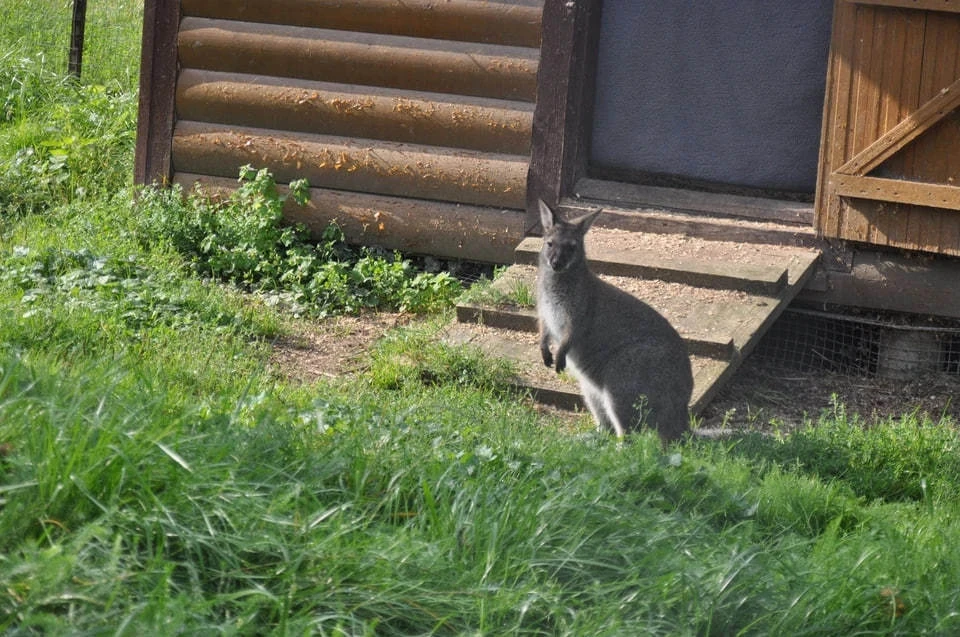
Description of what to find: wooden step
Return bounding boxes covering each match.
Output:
[181,0,544,48]
[172,121,528,208]
[515,236,788,295]
[178,17,539,102]
[443,322,731,415]
[449,229,821,417]
[176,70,534,155]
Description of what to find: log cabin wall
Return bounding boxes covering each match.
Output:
[135,0,543,263]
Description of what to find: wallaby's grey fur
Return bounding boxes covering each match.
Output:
[536,200,693,443]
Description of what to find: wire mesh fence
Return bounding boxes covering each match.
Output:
[753,307,960,380]
[1,0,143,89]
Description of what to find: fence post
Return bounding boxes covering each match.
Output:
[69,0,88,77]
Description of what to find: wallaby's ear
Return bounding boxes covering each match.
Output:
[538,199,556,232]
[573,209,601,233]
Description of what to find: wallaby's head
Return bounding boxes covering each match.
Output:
[538,200,601,273]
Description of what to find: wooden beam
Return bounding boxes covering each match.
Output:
[176,70,533,155]
[526,0,602,223]
[173,173,527,263]
[178,18,538,102]
[846,0,960,14]
[180,0,543,48]
[835,76,960,176]
[830,174,960,212]
[172,121,528,209]
[134,0,180,186]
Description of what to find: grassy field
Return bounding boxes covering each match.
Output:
[3,2,960,634]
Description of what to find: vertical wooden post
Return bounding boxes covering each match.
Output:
[526,0,602,229]
[134,0,181,186]
[68,0,87,77]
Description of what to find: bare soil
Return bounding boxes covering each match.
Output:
[270,312,960,431]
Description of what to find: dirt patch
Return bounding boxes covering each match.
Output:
[269,312,412,382]
[699,356,960,431]
[270,312,960,430]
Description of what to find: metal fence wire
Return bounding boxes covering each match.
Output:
[754,307,960,379]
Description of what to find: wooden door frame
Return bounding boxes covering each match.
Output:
[525,0,603,228]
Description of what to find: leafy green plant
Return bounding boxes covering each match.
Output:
[136,166,462,317]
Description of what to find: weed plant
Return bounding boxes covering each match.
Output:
[135,166,463,316]
[2,1,960,634]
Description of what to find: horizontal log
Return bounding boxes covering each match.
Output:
[178,18,539,102]
[173,173,527,263]
[176,70,533,154]
[180,0,543,48]
[172,121,528,209]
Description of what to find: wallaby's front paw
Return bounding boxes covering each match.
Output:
[541,346,553,368]
[555,354,566,373]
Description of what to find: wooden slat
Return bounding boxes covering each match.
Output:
[830,174,960,212]
[180,0,543,48]
[836,76,960,176]
[174,173,527,263]
[177,17,539,102]
[172,121,528,209]
[176,70,534,154]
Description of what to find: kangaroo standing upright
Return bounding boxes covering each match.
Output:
[536,200,693,443]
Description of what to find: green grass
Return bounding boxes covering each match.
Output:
[3,2,960,634]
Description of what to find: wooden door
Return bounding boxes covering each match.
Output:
[816,0,960,256]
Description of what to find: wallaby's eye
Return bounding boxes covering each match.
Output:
[546,240,553,248]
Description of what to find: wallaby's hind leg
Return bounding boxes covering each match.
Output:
[579,381,623,436]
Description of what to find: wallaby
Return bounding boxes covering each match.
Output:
[536,200,693,443]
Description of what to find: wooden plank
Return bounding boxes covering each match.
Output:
[797,247,960,318]
[559,201,821,248]
[454,302,736,360]
[180,0,543,48]
[878,9,927,247]
[177,17,539,102]
[526,0,601,218]
[816,0,859,239]
[846,0,960,13]
[575,178,814,225]
[908,12,959,251]
[831,174,960,211]
[173,173,527,263]
[133,0,180,185]
[176,70,534,154]
[514,237,789,295]
[835,76,960,176]
[172,121,528,209]
[842,4,884,243]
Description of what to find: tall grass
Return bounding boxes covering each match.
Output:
[2,1,960,634]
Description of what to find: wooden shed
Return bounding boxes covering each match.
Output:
[135,1,960,410]
[136,0,960,318]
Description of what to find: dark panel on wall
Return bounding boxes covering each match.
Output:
[590,0,833,193]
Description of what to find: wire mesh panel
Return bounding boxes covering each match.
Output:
[754,308,960,379]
